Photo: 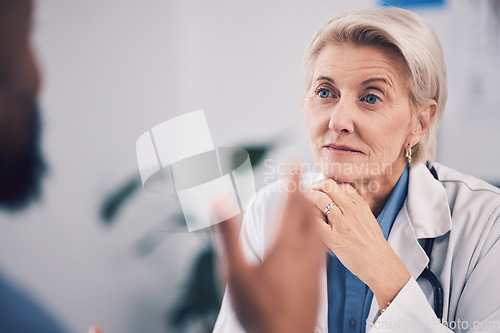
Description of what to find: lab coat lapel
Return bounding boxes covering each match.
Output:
[365,163,453,325]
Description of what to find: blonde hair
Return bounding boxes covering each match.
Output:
[304,7,447,166]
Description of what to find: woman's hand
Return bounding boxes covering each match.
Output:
[215,170,324,333]
[306,179,410,310]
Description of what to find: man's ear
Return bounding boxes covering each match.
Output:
[408,99,437,146]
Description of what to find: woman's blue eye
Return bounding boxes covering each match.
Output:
[318,89,331,98]
[364,94,381,104]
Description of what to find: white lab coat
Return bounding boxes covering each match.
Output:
[213,162,500,332]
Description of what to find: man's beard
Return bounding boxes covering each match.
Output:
[0,104,46,211]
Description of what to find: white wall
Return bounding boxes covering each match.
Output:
[0,1,497,333]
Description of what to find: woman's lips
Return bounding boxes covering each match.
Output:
[322,144,363,155]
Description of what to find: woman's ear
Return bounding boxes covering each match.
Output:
[408,99,437,146]
[419,99,437,133]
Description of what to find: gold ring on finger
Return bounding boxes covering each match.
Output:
[323,202,337,217]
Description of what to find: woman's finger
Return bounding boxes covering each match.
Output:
[309,207,338,253]
[304,189,342,221]
[311,207,332,231]
[337,182,364,204]
[309,179,352,210]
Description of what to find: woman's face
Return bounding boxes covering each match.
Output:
[304,42,418,186]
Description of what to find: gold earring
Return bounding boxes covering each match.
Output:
[405,144,412,163]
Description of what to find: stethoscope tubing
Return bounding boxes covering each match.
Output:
[419,237,444,321]
[420,164,444,321]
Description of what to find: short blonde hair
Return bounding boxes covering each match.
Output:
[304,7,447,166]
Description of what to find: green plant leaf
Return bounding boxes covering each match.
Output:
[168,246,221,330]
[240,144,273,167]
[134,214,189,257]
[100,175,141,224]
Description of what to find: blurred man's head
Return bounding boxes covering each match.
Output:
[0,0,45,211]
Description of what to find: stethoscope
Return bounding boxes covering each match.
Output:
[419,164,444,321]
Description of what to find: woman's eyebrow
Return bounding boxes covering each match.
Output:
[315,76,335,84]
[361,77,393,87]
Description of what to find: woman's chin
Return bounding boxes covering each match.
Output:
[320,169,365,183]
[317,162,367,182]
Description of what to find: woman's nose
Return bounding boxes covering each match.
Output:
[328,98,355,134]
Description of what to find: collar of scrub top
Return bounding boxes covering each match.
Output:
[377,164,409,239]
